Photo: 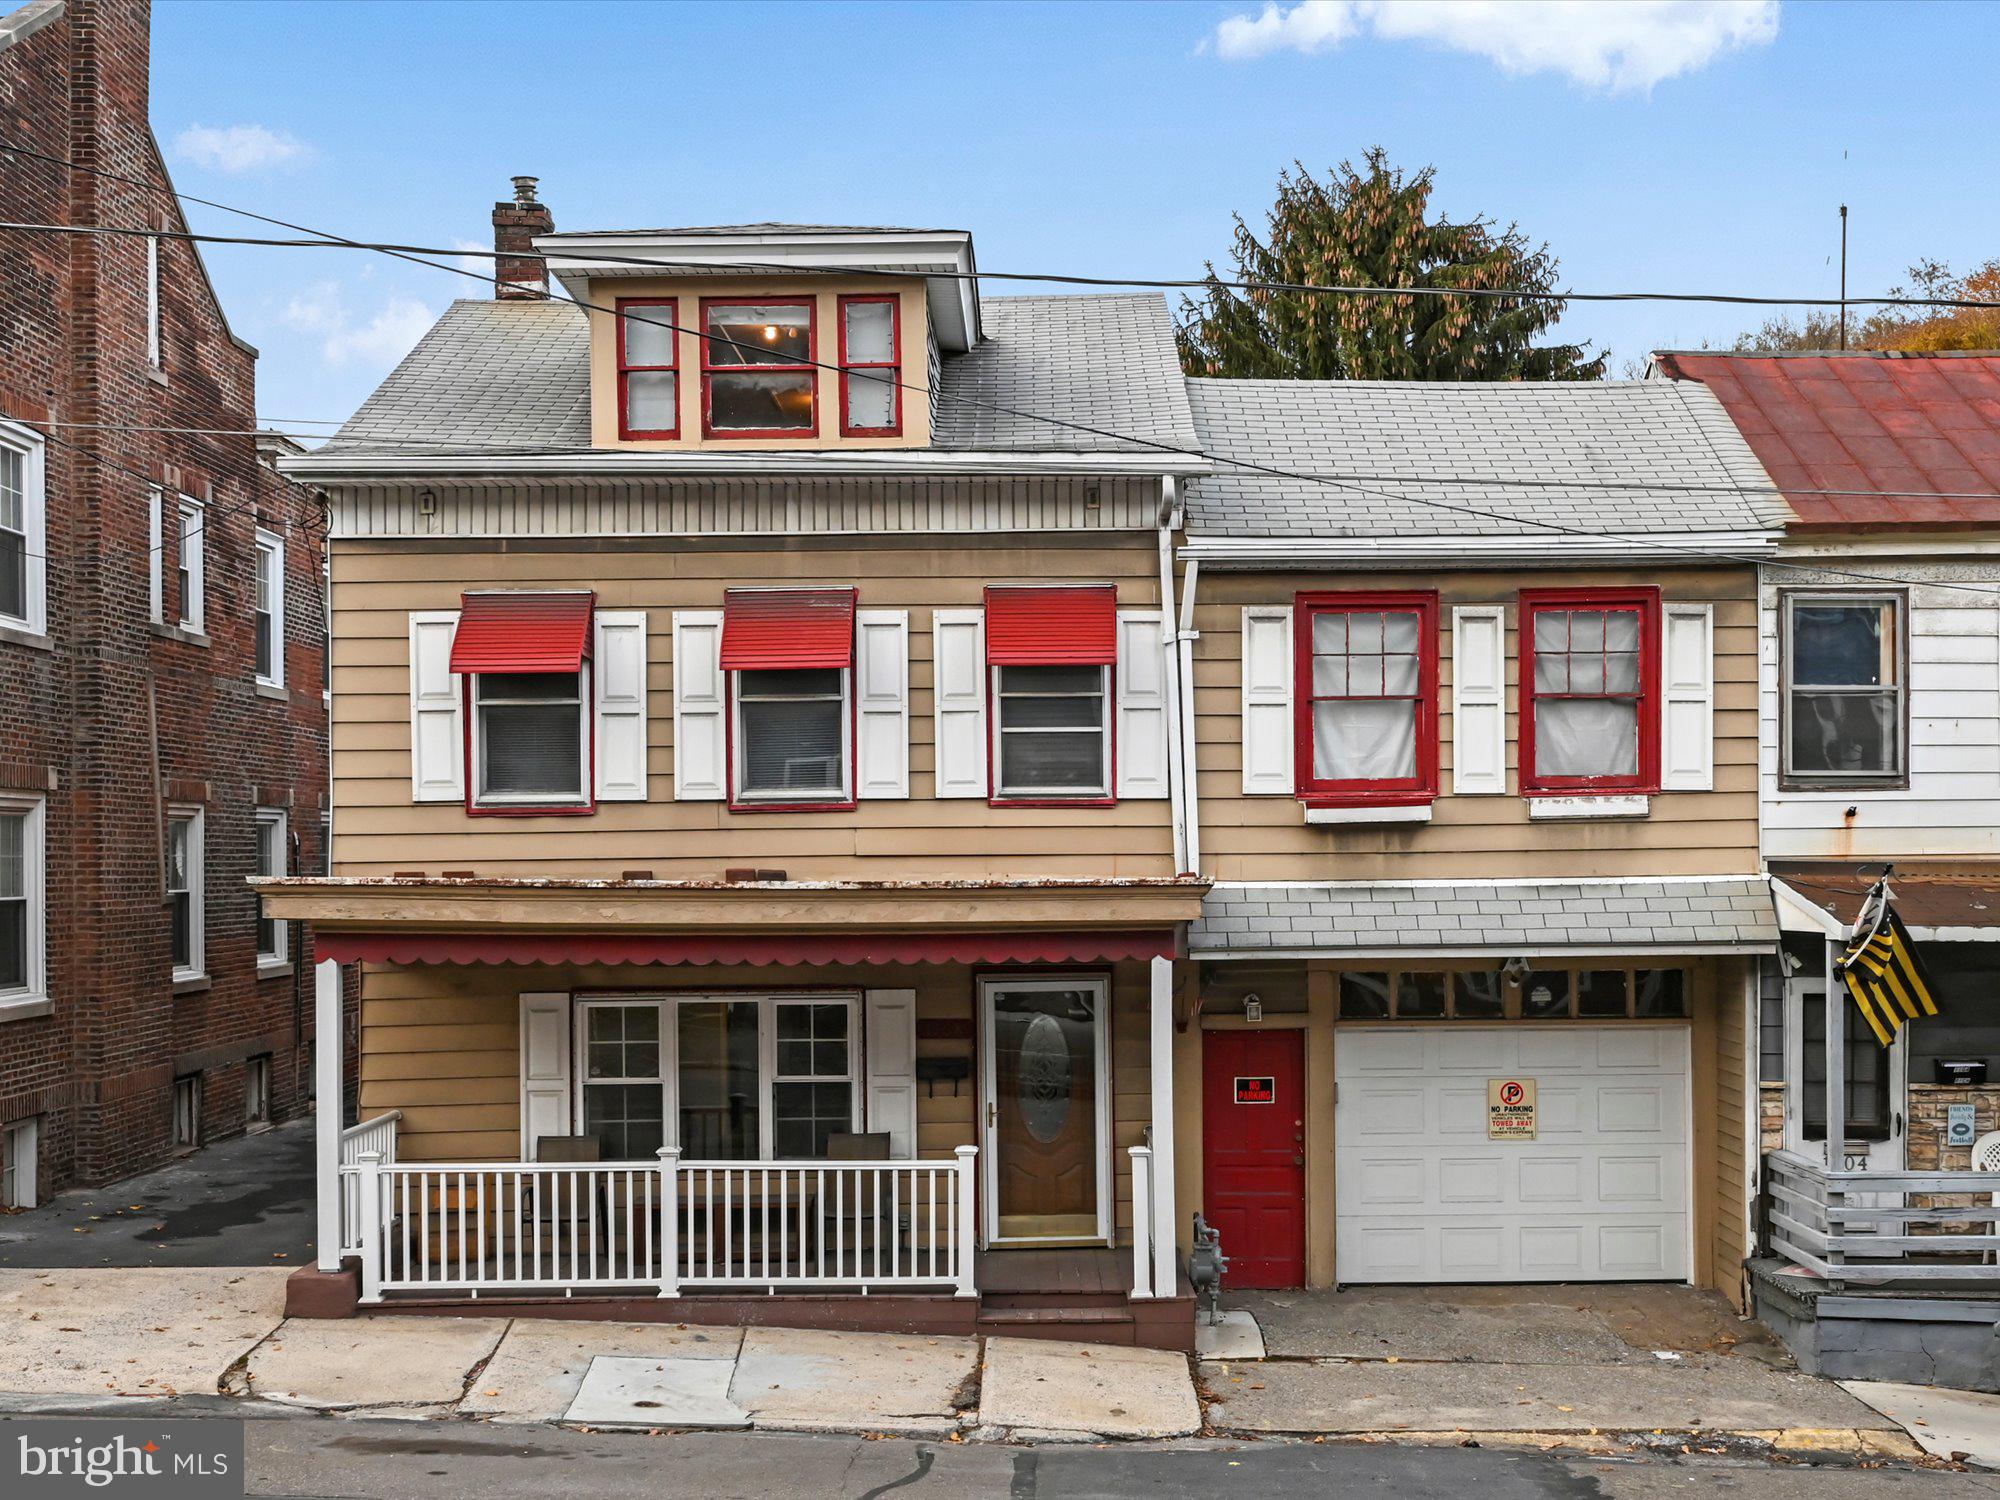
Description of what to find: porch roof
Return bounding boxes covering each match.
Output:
[1189,876,1779,959]
[1771,862,2000,941]
[256,874,1209,967]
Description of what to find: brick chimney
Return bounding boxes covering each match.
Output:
[492,176,553,300]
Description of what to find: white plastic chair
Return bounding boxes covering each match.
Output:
[1971,1130,2000,1263]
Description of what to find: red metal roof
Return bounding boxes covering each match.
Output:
[448,591,595,674]
[1654,351,2000,532]
[1772,862,2000,931]
[985,584,1119,666]
[719,587,857,671]
[315,928,1177,966]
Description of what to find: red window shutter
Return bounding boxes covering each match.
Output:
[984,584,1118,665]
[447,591,595,674]
[720,587,858,670]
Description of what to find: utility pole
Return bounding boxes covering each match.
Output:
[1839,204,1849,350]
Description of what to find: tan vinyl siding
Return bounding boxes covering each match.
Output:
[358,958,1151,1237]
[1709,957,1753,1307]
[1194,564,1762,880]
[330,532,1168,880]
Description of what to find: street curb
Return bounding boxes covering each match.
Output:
[1205,1424,1930,1466]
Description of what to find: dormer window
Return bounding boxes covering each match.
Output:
[839,295,901,436]
[703,299,816,437]
[616,298,679,440]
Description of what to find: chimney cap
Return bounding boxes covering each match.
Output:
[511,175,540,205]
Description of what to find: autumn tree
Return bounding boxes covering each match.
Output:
[1176,150,1604,382]
[1730,258,2000,352]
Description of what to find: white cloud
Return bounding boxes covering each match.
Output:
[172,123,311,173]
[283,281,434,369]
[1207,0,1780,92]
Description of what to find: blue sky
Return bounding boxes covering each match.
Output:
[148,0,2000,434]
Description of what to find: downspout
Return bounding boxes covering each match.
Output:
[1177,556,1201,876]
[1157,479,1189,874]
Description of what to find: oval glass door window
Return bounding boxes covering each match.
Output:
[1018,1011,1074,1143]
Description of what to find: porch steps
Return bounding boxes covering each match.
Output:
[975,1304,1139,1342]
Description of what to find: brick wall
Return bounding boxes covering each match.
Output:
[0,0,343,1199]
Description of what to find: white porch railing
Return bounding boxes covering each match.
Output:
[337,1111,401,1255]
[1766,1148,2000,1286]
[346,1145,978,1303]
[1129,1144,1156,1299]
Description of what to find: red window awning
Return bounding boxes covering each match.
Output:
[448,591,595,675]
[720,587,857,670]
[315,928,1177,967]
[985,584,1118,666]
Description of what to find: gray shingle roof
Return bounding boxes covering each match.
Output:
[550,222,952,237]
[1190,878,1779,956]
[1185,378,1789,538]
[317,292,1197,459]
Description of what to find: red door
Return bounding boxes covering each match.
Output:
[1202,1030,1306,1289]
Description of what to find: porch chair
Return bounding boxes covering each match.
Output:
[814,1131,907,1279]
[1972,1131,2000,1264]
[529,1134,607,1261]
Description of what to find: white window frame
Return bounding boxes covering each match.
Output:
[145,230,162,369]
[470,667,593,809]
[253,527,285,687]
[574,992,862,1161]
[1,1117,37,1210]
[990,663,1112,800]
[245,1055,272,1126]
[147,486,164,624]
[175,496,204,633]
[0,793,47,1022]
[172,1073,202,1150]
[0,422,47,637]
[1780,590,1907,787]
[253,807,288,973]
[730,665,853,805]
[167,805,205,983]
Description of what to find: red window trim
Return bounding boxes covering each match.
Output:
[615,296,679,441]
[837,293,902,438]
[1518,585,1661,795]
[1292,590,1439,806]
[986,660,1120,809]
[699,296,820,440]
[722,601,861,813]
[462,664,599,819]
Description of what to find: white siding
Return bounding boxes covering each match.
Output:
[1760,556,2000,858]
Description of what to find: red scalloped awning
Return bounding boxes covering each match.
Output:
[315,928,1176,967]
[449,591,595,674]
[720,587,857,670]
[985,584,1118,665]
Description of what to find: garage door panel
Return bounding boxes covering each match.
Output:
[1335,1024,1690,1285]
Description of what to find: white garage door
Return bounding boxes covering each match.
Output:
[1335,1025,1690,1284]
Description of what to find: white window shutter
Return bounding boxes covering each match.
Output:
[931,608,988,799]
[593,609,649,801]
[1661,602,1715,792]
[408,610,463,803]
[863,988,918,1159]
[1452,605,1507,795]
[856,608,910,799]
[1116,609,1170,799]
[518,991,573,1159]
[671,610,725,801]
[1240,606,1293,795]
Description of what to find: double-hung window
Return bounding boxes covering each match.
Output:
[0,794,46,1016]
[579,994,859,1161]
[985,584,1118,802]
[254,808,288,970]
[1783,592,1904,785]
[1520,588,1659,793]
[616,297,679,439]
[167,806,204,981]
[253,528,284,686]
[702,299,816,437]
[722,588,856,807]
[0,425,45,634]
[1,1117,36,1209]
[176,497,204,632]
[450,591,597,812]
[1294,591,1437,803]
[838,295,901,436]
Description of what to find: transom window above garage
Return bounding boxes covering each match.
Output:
[1337,967,1688,1021]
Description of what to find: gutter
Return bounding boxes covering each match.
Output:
[281,449,1214,482]
[1156,478,1188,874]
[1180,530,1782,567]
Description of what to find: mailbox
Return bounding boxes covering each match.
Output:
[1936,1059,1989,1086]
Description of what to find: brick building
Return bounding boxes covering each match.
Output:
[0,0,337,1204]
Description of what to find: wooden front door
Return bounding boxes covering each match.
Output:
[982,977,1108,1243]
[1203,1029,1306,1288]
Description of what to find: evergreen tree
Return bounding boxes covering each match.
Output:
[1177,150,1604,382]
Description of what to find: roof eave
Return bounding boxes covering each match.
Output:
[1178,530,1782,568]
[280,448,1213,482]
